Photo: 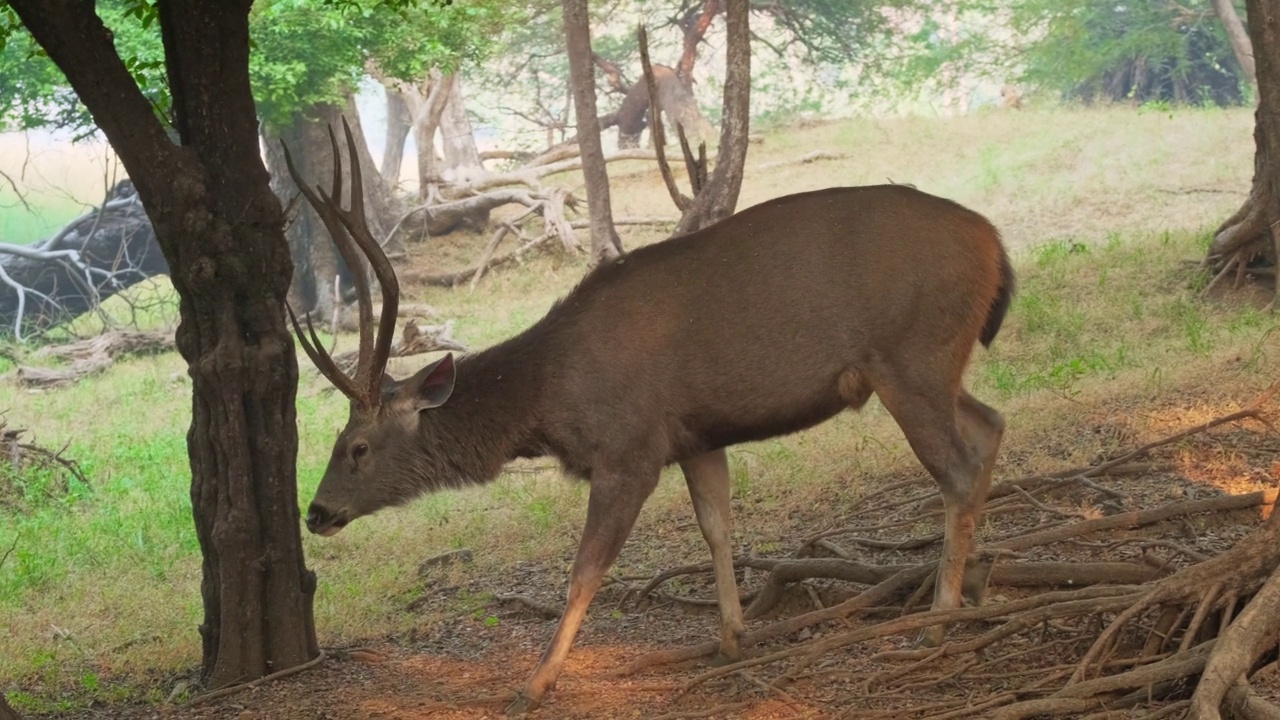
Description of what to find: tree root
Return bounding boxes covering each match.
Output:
[614,388,1280,718]
[184,650,328,707]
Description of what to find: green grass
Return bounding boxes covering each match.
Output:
[2,104,1279,710]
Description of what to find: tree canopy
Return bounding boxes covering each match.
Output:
[0,0,510,136]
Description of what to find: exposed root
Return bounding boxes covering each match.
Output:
[615,388,1280,718]
[185,650,328,707]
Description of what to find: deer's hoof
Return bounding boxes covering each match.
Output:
[914,626,944,648]
[707,651,739,667]
[506,693,540,716]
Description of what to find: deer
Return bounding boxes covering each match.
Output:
[287,123,1014,715]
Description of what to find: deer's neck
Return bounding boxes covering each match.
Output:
[421,335,547,488]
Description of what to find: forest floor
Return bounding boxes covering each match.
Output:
[55,387,1280,719]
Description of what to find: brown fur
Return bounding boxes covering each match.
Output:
[305,184,1014,713]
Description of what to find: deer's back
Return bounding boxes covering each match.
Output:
[528,185,1007,469]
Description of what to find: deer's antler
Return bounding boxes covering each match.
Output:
[283,118,400,414]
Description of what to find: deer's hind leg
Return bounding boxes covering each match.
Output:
[862,360,1000,646]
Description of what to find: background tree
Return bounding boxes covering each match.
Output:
[917,0,1252,107]
[3,0,319,689]
[562,0,624,262]
[1205,0,1280,303]
[252,1,507,319]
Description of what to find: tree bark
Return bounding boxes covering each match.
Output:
[1212,0,1258,87]
[562,0,623,262]
[673,0,751,235]
[381,83,412,187]
[264,106,344,322]
[0,180,167,340]
[8,0,318,689]
[264,95,399,320]
[677,0,722,83]
[1207,0,1280,305]
[439,73,483,177]
[403,69,451,202]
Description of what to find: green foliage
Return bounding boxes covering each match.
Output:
[1010,0,1245,105]
[0,0,511,134]
[902,0,1249,106]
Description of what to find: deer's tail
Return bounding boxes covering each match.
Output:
[979,247,1015,348]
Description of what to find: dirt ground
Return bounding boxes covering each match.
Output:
[47,405,1280,720]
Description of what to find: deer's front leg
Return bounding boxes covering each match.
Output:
[507,465,660,715]
[680,448,746,664]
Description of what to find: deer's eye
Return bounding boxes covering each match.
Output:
[352,442,369,461]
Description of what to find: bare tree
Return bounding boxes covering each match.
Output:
[670,0,750,234]
[380,83,413,187]
[1210,0,1257,87]
[562,0,624,262]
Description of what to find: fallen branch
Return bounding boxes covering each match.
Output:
[331,319,465,375]
[15,329,175,388]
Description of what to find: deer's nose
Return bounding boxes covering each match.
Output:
[305,502,348,535]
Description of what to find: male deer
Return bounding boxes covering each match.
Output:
[290,124,1013,714]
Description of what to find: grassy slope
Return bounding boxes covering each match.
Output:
[2,105,1278,711]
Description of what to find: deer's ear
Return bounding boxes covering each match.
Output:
[408,353,456,411]
[381,372,399,393]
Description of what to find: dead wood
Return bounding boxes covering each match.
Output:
[445,149,657,196]
[756,150,850,170]
[992,490,1276,552]
[1189,524,1280,719]
[678,586,1143,691]
[1223,680,1280,720]
[389,188,543,240]
[0,416,88,512]
[994,641,1215,719]
[402,234,556,288]
[614,387,1280,717]
[622,565,934,674]
[15,329,174,388]
[185,651,328,707]
[332,320,465,375]
[495,594,562,619]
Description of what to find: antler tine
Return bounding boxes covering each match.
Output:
[280,135,375,410]
[332,118,400,406]
[321,125,376,399]
[286,301,362,400]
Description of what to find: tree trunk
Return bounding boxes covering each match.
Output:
[264,95,400,320]
[677,0,721,83]
[562,0,624,262]
[9,0,319,689]
[439,73,482,177]
[264,107,343,322]
[0,180,168,340]
[381,84,412,187]
[1212,0,1258,87]
[673,0,751,235]
[404,69,451,202]
[1206,0,1280,306]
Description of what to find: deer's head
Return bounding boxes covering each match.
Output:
[284,120,456,535]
